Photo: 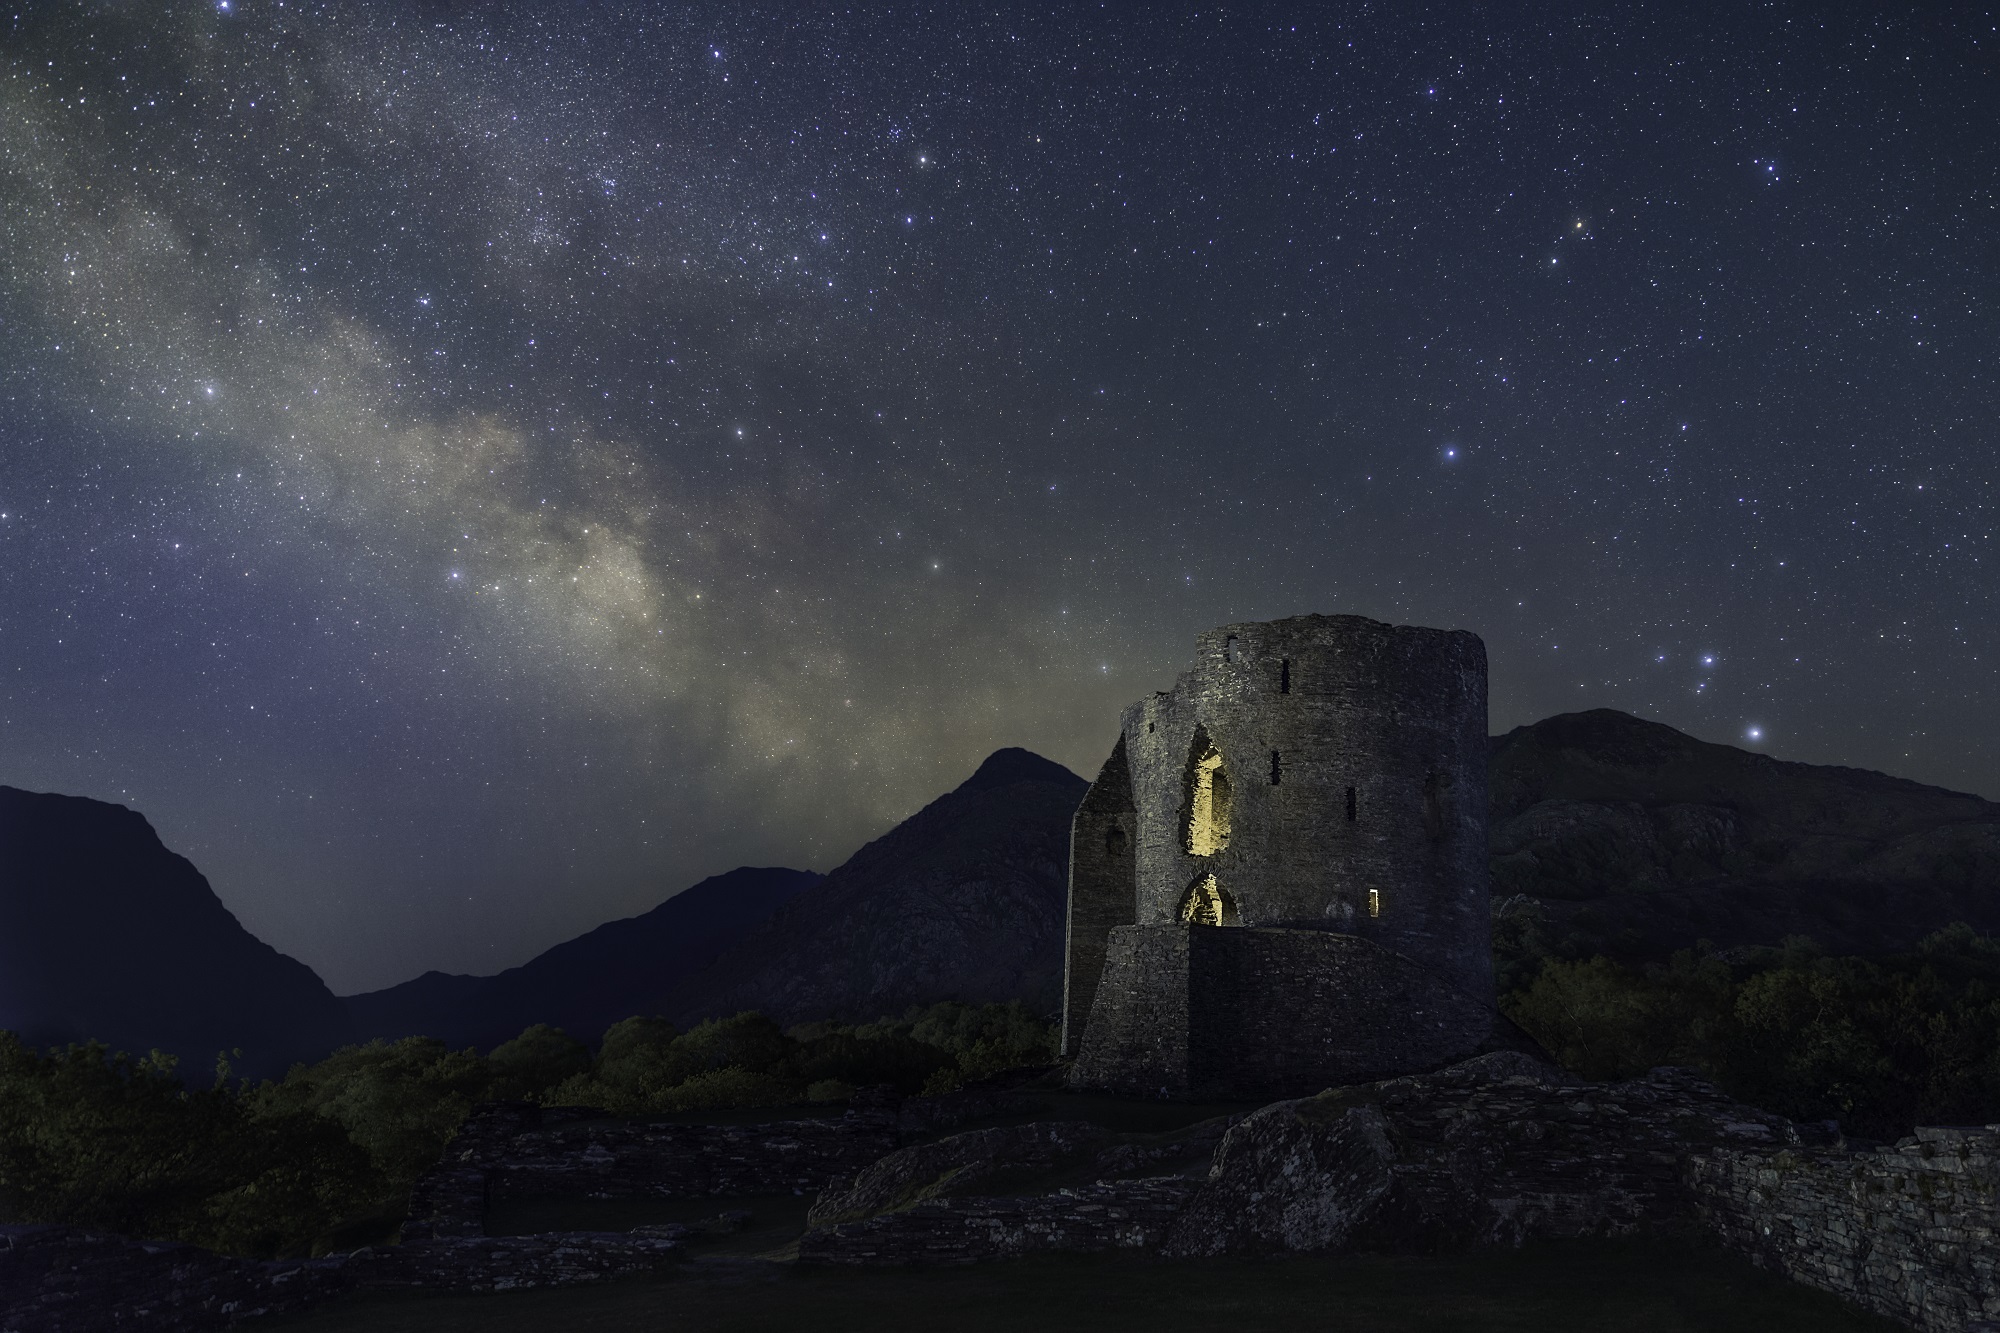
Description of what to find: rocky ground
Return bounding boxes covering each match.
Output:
[7,1056,1996,1332]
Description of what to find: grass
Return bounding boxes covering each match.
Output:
[263,1237,1901,1333]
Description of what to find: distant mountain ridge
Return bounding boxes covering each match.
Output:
[8,718,1997,1073]
[343,866,823,1049]
[1491,709,2000,959]
[660,747,1088,1027]
[0,786,349,1079]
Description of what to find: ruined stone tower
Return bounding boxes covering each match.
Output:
[1062,613,1493,1098]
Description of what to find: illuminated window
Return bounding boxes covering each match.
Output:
[1367,887,1382,918]
[1179,873,1239,926]
[1184,729,1232,856]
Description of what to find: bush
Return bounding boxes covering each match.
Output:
[0,1036,373,1257]
[252,1037,490,1184]
[1502,926,2000,1137]
[653,1066,795,1113]
[485,1025,591,1101]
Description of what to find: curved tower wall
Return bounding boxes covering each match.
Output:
[1117,614,1489,998]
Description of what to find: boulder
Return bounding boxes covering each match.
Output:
[1161,1051,1805,1256]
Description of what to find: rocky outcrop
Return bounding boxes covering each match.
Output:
[1490,710,2000,959]
[666,749,1087,1026]
[796,1108,1233,1266]
[807,1121,1110,1227]
[1159,1051,1805,1256]
[0,787,351,1079]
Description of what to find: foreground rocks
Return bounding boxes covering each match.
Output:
[1161,1050,1802,1255]
[10,1063,2000,1331]
[0,1224,687,1332]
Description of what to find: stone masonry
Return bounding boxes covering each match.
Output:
[1065,614,1493,1096]
[1693,1126,2000,1333]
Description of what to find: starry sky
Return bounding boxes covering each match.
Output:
[2,3,1994,993]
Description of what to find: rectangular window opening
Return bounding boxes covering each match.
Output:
[1269,750,1281,785]
[1345,785,1357,822]
[1279,658,1291,694]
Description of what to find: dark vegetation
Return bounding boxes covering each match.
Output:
[1500,922,2000,1139]
[0,1002,1054,1258]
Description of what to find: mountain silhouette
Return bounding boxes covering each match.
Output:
[13,720,1993,1072]
[661,748,1088,1027]
[0,785,349,1079]
[1491,709,2000,958]
[342,866,822,1049]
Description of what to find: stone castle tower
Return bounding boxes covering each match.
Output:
[1062,613,1494,1098]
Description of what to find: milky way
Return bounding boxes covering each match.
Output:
[2,4,1993,990]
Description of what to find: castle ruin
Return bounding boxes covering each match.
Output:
[1063,613,1494,1098]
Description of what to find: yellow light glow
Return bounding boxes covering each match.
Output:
[1186,742,1232,856]
[1179,874,1236,926]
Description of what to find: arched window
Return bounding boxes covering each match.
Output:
[1179,873,1239,926]
[1104,824,1127,858]
[1183,727,1232,856]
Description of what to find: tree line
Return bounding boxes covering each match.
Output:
[0,1001,1054,1259]
[1502,923,2000,1139]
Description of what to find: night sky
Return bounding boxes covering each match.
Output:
[2,3,1994,993]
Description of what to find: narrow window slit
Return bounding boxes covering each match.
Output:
[1345,785,1357,822]
[1279,658,1291,694]
[1269,750,1281,785]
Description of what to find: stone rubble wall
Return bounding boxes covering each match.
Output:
[0,1223,686,1333]
[796,1178,1198,1265]
[402,1100,905,1239]
[1690,1126,2000,1333]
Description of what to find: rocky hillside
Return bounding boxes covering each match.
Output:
[0,785,350,1078]
[1490,710,2000,961]
[343,866,824,1050]
[663,748,1087,1027]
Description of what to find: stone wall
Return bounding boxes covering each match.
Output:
[798,1178,1197,1265]
[1069,924,1491,1098]
[1692,1126,2000,1333]
[401,1101,905,1240]
[1117,615,1489,993]
[0,1223,687,1332]
[1062,737,1136,1057]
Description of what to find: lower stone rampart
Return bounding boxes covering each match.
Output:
[402,1101,905,1240]
[1691,1127,2000,1333]
[797,1178,1198,1265]
[0,1224,688,1332]
[1069,925,1493,1098]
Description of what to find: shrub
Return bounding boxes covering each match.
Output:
[653,1066,794,1113]
[485,1025,591,1101]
